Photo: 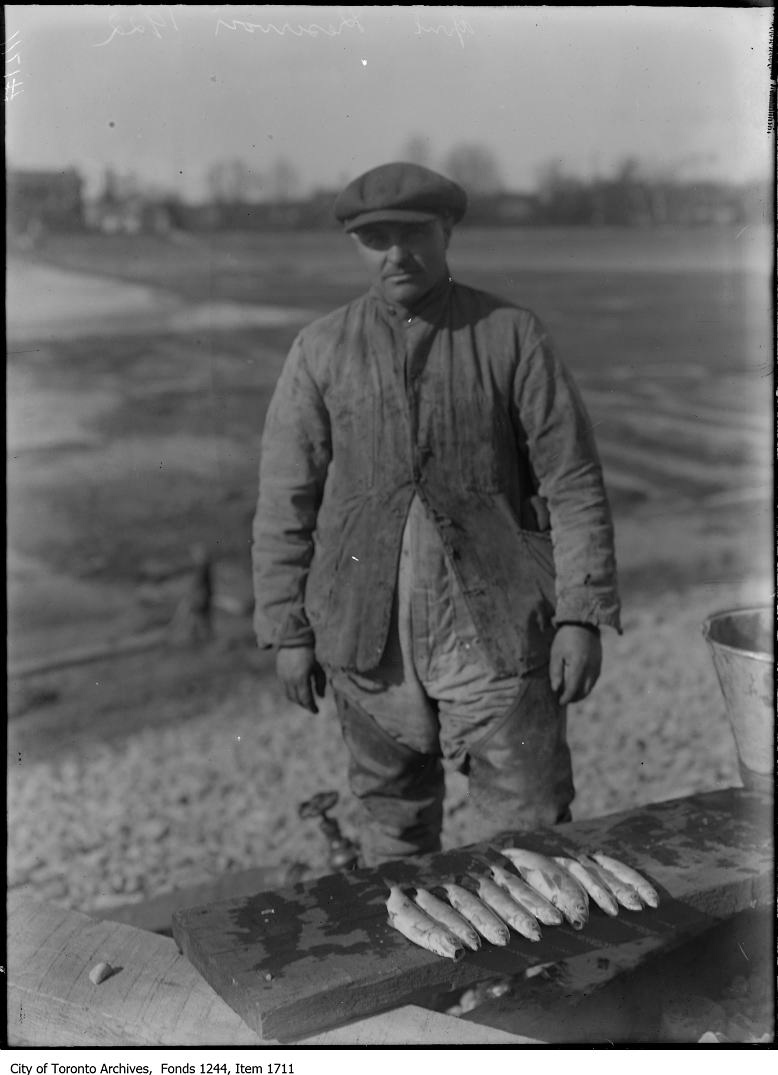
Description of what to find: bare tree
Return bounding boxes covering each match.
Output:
[205,159,263,205]
[267,157,301,202]
[534,159,580,203]
[442,143,503,194]
[533,159,592,224]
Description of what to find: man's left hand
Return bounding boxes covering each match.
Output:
[549,624,602,705]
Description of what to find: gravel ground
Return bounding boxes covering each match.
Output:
[8,577,766,914]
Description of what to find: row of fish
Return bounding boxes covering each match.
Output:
[385,847,660,961]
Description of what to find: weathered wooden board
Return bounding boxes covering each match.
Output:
[88,864,294,935]
[6,898,265,1046]
[6,899,537,1046]
[303,1005,541,1045]
[172,788,773,1042]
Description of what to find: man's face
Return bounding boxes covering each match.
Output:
[349,218,452,310]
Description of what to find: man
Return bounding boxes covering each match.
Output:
[252,162,621,865]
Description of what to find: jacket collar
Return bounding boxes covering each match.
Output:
[368,273,453,326]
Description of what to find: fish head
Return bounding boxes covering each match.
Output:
[445,941,466,962]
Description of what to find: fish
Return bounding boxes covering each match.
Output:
[412,886,482,951]
[590,851,660,908]
[500,847,589,930]
[438,881,511,946]
[385,883,465,960]
[486,859,564,926]
[553,856,619,917]
[468,874,542,942]
[576,854,643,912]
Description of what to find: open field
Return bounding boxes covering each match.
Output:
[7,225,773,912]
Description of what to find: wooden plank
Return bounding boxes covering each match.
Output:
[304,1004,542,1045]
[87,865,298,935]
[6,899,265,1046]
[6,900,536,1046]
[171,788,772,1043]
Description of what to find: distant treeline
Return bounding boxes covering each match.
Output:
[135,174,772,234]
[6,164,771,238]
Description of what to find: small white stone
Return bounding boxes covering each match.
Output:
[89,961,115,985]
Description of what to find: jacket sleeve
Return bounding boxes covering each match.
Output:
[252,332,331,649]
[513,314,622,633]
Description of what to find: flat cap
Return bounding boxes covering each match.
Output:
[334,162,467,232]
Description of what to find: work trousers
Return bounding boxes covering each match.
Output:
[329,498,574,865]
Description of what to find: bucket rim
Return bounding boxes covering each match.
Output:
[701,604,775,663]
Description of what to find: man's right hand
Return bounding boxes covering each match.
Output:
[276,645,327,713]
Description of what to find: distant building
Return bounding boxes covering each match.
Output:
[84,167,177,235]
[661,182,742,226]
[84,196,174,235]
[82,167,177,235]
[7,167,85,236]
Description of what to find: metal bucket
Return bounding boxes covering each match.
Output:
[702,606,774,793]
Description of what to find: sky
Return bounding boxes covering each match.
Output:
[5,5,774,202]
